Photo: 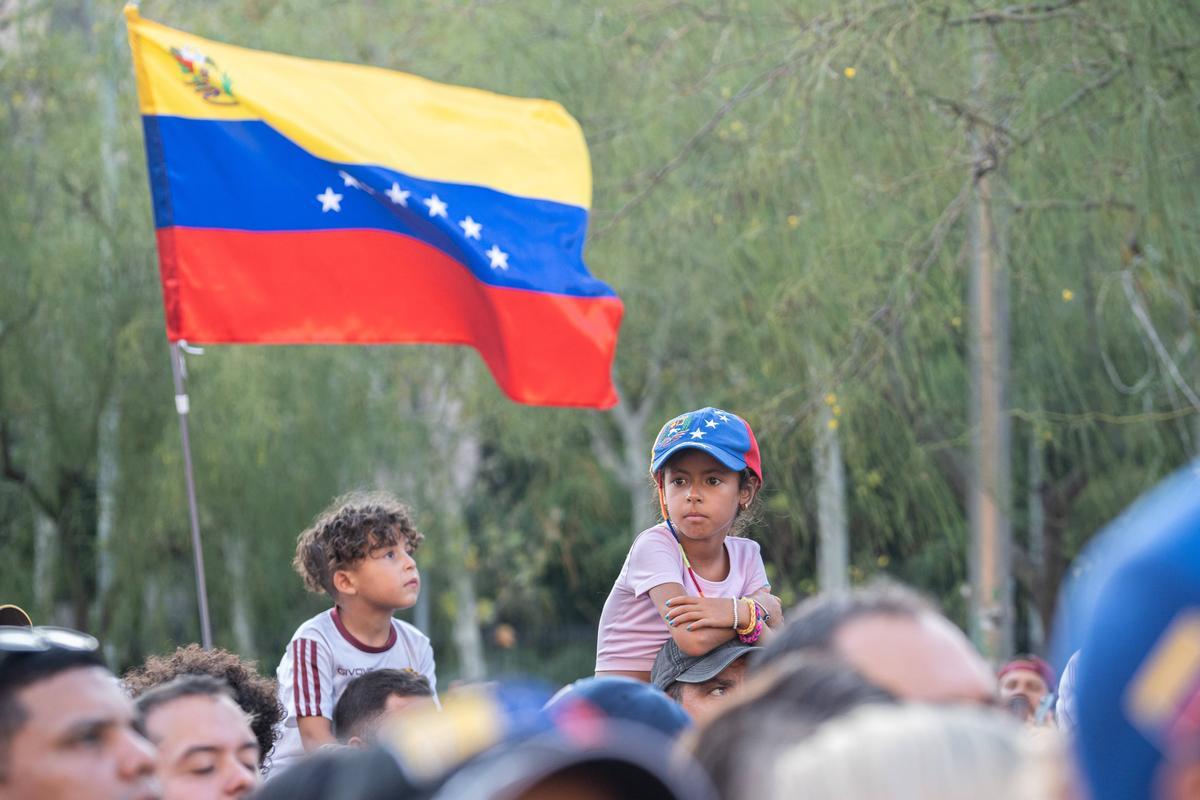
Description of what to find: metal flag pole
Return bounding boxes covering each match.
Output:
[168,341,214,649]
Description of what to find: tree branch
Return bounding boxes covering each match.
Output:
[946,0,1086,26]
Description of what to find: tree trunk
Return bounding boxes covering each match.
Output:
[1025,431,1045,652]
[422,378,486,681]
[813,383,848,591]
[967,26,1013,662]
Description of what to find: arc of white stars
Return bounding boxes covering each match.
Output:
[316,187,343,212]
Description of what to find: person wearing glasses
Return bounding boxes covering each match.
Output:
[0,626,160,800]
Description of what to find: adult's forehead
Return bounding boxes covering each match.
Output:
[833,611,996,702]
[17,665,130,723]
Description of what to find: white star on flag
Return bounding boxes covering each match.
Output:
[705,419,719,428]
[386,183,410,206]
[459,216,482,240]
[316,187,343,212]
[424,194,448,218]
[716,413,730,423]
[486,245,509,270]
[690,430,707,439]
[338,170,361,189]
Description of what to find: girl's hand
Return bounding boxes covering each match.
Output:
[663,595,736,631]
[750,589,784,629]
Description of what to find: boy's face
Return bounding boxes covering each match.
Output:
[339,539,421,611]
[661,449,754,542]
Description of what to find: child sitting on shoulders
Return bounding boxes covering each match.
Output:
[270,492,435,774]
[596,406,783,682]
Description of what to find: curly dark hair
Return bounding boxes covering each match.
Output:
[123,645,283,766]
[293,491,424,596]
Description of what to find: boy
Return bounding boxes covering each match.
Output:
[270,492,436,774]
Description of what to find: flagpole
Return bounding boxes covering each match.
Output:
[169,342,214,649]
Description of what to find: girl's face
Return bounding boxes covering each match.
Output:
[661,449,756,542]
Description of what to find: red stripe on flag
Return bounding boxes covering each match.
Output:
[310,639,321,712]
[155,227,623,408]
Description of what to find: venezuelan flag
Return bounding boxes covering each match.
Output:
[125,7,622,408]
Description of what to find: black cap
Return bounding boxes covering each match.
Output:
[651,639,754,692]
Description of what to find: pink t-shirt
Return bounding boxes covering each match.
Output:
[594,524,770,672]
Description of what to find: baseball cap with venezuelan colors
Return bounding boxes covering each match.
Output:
[1055,460,1200,800]
[650,407,762,484]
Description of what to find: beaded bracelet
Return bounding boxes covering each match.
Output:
[731,596,739,631]
[738,603,765,644]
[735,598,756,636]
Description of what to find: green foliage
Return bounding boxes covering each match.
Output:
[0,0,1197,679]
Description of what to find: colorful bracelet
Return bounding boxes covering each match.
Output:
[738,603,765,644]
[735,598,757,637]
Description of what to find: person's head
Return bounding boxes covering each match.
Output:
[756,580,996,704]
[762,703,1062,800]
[293,492,424,611]
[686,652,895,799]
[545,677,692,740]
[0,629,158,800]
[997,655,1054,721]
[333,668,434,745]
[123,644,282,767]
[136,675,259,800]
[1055,461,1200,800]
[651,639,753,725]
[649,407,763,541]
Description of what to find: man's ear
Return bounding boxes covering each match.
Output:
[332,569,356,597]
[346,735,366,748]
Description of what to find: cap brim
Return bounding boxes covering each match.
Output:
[673,644,754,685]
[651,442,747,475]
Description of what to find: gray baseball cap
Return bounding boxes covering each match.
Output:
[651,638,754,692]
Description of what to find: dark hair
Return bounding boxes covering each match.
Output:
[686,653,896,799]
[293,492,424,596]
[333,668,433,742]
[134,673,236,718]
[754,579,934,671]
[123,644,282,765]
[666,681,684,703]
[0,649,107,779]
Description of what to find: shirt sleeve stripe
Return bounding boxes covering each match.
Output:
[309,638,321,712]
[298,638,313,716]
[291,639,303,716]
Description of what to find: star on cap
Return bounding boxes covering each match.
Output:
[459,216,482,240]
[386,183,410,206]
[316,187,343,212]
[486,245,509,270]
[690,430,707,439]
[705,419,719,428]
[424,194,448,218]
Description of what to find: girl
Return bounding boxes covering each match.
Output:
[595,407,783,682]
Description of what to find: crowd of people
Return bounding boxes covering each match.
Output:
[1,405,1197,799]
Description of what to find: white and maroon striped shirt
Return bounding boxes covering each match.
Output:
[269,607,436,775]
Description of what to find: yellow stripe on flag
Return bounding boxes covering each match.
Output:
[1126,610,1200,732]
[124,6,591,208]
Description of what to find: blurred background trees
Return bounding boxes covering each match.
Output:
[1,0,1196,681]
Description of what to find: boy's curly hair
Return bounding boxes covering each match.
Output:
[293,491,424,596]
[122,644,283,766]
